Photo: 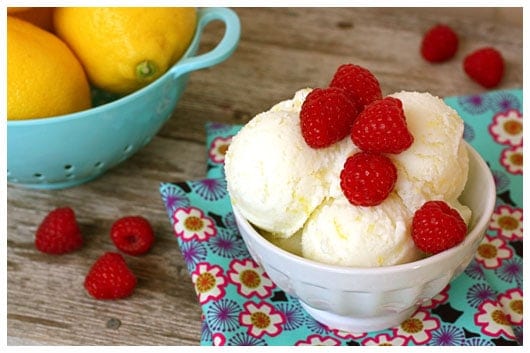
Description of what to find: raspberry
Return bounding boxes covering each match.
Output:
[412,201,468,254]
[329,63,382,110]
[300,87,359,148]
[35,207,83,254]
[110,216,155,256]
[420,24,459,63]
[84,252,137,299]
[463,47,504,88]
[351,97,413,154]
[340,151,397,206]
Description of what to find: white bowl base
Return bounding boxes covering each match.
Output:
[299,300,417,333]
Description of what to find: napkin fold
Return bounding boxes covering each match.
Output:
[159,89,523,346]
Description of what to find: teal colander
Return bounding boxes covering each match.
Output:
[7,7,240,190]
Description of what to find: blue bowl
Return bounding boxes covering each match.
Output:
[7,7,240,189]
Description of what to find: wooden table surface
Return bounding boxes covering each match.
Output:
[6,7,523,346]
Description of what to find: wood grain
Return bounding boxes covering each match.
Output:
[7,7,522,345]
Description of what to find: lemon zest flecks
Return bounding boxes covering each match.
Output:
[333,218,348,240]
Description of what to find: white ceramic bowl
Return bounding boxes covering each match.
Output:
[233,142,495,333]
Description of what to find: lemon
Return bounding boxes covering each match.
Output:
[7,7,31,14]
[8,7,55,32]
[7,16,91,120]
[53,7,198,95]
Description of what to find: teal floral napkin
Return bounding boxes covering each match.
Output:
[160,89,522,345]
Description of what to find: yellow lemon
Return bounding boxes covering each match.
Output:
[53,7,198,95]
[7,16,91,120]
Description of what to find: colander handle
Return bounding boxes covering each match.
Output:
[169,7,241,78]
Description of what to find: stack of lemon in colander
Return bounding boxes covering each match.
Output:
[7,7,197,121]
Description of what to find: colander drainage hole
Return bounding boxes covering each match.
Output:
[7,170,18,183]
[33,172,45,180]
[143,136,152,146]
[64,165,75,178]
[94,161,104,169]
[123,145,133,154]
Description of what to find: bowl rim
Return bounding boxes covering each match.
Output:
[233,142,496,275]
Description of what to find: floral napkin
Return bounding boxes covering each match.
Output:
[159,89,523,346]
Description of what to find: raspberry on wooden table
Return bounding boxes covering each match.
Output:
[84,252,137,300]
[463,47,505,88]
[35,207,83,254]
[420,24,459,63]
[110,216,155,256]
